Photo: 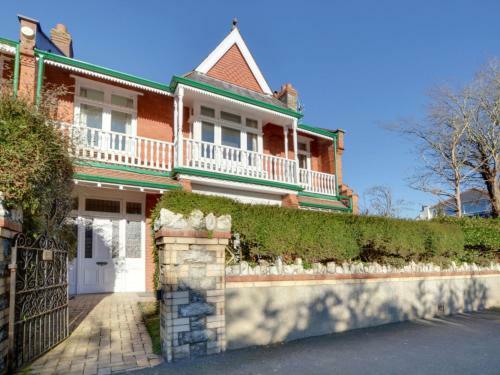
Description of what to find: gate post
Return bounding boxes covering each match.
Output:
[0,195,22,374]
[154,209,229,362]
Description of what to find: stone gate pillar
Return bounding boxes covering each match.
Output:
[0,194,22,373]
[154,209,230,362]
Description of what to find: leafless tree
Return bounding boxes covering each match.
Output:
[464,60,500,217]
[362,185,407,217]
[390,85,479,217]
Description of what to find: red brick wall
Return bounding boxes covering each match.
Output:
[44,64,75,122]
[43,65,175,141]
[145,193,162,292]
[263,123,285,157]
[207,44,263,93]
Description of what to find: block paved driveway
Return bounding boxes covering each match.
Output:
[132,309,500,375]
[27,293,162,375]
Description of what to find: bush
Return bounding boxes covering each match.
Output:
[0,90,74,236]
[153,191,498,267]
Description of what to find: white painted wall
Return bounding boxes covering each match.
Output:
[191,183,283,206]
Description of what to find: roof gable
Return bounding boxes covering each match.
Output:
[195,27,272,95]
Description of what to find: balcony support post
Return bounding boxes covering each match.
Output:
[292,119,299,184]
[283,126,289,159]
[175,86,184,167]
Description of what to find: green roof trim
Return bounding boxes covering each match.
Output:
[35,49,173,93]
[74,173,181,190]
[173,167,304,191]
[171,76,303,119]
[74,160,173,177]
[0,37,19,47]
[298,124,338,139]
[299,201,351,213]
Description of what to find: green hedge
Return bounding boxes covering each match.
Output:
[153,191,499,267]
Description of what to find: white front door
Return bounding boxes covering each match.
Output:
[78,218,117,293]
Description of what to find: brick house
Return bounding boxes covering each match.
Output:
[0,15,358,294]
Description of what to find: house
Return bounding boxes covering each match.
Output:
[0,15,358,294]
[418,188,493,219]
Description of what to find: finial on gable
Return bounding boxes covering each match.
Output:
[232,17,238,30]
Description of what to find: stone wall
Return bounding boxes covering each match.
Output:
[154,209,230,362]
[225,272,500,350]
[0,195,21,373]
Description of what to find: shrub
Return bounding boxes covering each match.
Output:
[0,89,74,237]
[153,191,498,268]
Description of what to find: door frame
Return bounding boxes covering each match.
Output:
[73,186,146,294]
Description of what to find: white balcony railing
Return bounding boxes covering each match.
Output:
[59,123,337,195]
[60,123,174,171]
[183,138,298,185]
[299,168,337,196]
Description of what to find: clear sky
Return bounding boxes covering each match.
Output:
[2,1,499,217]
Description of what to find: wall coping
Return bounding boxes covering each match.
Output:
[226,270,500,283]
[155,228,231,239]
[0,217,22,233]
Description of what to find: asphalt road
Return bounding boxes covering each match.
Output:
[129,310,500,375]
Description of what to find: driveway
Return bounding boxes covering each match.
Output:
[129,309,500,375]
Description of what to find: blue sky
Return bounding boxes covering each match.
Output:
[2,1,499,217]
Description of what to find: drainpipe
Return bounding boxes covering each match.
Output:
[12,44,20,97]
[35,53,44,105]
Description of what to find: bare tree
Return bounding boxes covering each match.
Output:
[363,185,407,217]
[464,60,500,217]
[390,86,478,217]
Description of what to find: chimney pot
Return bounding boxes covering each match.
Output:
[56,23,67,32]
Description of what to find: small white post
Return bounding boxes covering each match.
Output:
[292,119,299,183]
[176,86,184,167]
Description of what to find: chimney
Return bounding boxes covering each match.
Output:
[17,15,38,101]
[50,23,73,57]
[276,83,298,111]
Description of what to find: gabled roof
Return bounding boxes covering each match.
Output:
[194,27,272,95]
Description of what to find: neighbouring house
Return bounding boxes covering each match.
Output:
[0,15,357,294]
[418,188,493,220]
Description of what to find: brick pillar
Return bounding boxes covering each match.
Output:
[17,16,38,102]
[0,196,21,374]
[154,210,229,362]
[282,193,299,208]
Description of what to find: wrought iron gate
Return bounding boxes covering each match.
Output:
[8,233,69,369]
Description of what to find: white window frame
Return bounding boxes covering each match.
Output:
[297,136,312,170]
[192,103,263,153]
[72,75,139,137]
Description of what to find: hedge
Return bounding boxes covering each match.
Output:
[153,191,499,267]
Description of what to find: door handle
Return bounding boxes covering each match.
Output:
[96,261,108,266]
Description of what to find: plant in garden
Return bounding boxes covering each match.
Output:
[153,191,499,273]
[0,83,74,240]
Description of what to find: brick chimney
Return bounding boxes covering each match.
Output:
[17,15,38,101]
[50,23,72,57]
[276,83,298,111]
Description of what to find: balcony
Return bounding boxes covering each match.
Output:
[60,123,174,171]
[299,169,337,196]
[61,124,337,196]
[182,138,298,186]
